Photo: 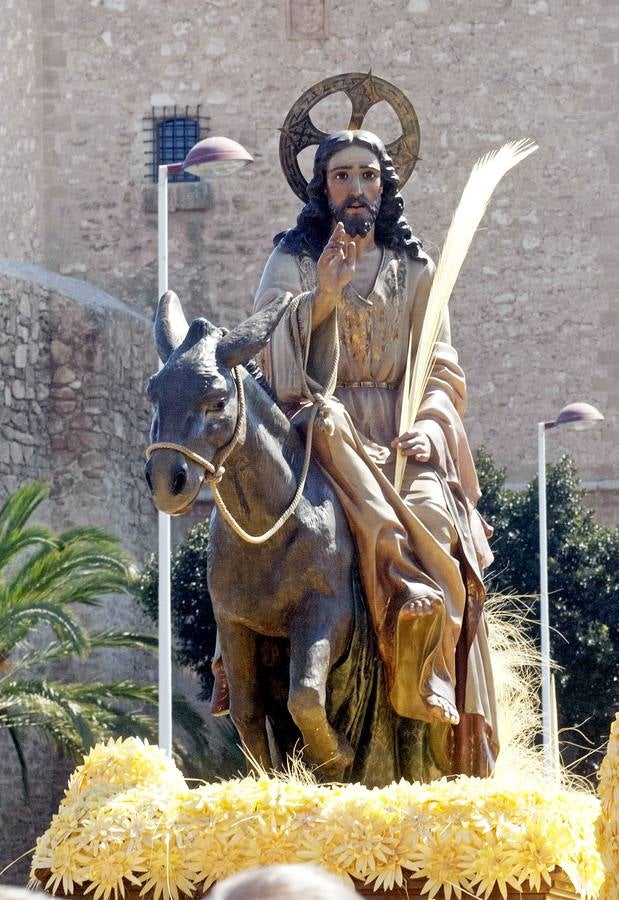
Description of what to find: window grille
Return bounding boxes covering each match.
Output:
[144,105,210,183]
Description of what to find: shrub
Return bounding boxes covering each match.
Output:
[476,449,618,776]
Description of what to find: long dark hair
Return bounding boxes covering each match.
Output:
[275,130,422,261]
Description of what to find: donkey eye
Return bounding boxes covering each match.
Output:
[202,398,226,413]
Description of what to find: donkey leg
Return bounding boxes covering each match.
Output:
[288,595,354,780]
[217,619,271,772]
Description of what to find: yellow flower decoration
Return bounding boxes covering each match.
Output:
[30,736,608,900]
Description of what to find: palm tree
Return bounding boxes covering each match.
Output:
[0,481,161,792]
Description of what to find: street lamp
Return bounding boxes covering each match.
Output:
[157,136,253,756]
[538,401,604,778]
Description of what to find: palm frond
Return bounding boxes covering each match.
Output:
[0,483,56,575]
[50,679,159,705]
[0,481,202,780]
[1,677,157,706]
[57,525,128,550]
[5,541,128,610]
[0,678,159,757]
[0,482,48,541]
[4,679,98,749]
[85,629,157,654]
[0,527,57,575]
[0,631,157,685]
[394,139,538,493]
[0,705,44,729]
[0,688,87,758]
[0,601,90,658]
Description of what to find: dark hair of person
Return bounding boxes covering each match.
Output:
[274,130,423,261]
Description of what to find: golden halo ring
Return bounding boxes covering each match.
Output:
[279,71,420,202]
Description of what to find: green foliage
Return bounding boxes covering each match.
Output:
[132,521,216,701]
[476,449,619,775]
[0,482,164,793]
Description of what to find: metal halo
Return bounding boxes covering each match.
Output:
[279,71,420,202]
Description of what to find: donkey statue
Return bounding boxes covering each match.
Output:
[145,291,437,785]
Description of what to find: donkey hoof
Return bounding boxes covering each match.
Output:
[314,737,354,782]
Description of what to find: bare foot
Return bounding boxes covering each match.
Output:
[426,694,460,725]
[399,593,442,620]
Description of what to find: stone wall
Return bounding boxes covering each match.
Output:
[0,261,160,881]
[0,0,43,263]
[0,259,156,551]
[0,276,51,491]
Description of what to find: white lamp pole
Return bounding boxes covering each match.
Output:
[156,137,253,755]
[157,162,173,756]
[537,418,551,775]
[538,401,604,779]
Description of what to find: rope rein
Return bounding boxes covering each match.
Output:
[146,324,340,546]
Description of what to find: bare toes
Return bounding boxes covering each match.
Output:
[427,695,460,725]
[400,595,441,620]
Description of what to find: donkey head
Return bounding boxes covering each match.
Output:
[144,290,289,515]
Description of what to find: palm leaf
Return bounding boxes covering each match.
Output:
[0,527,57,575]
[51,679,159,705]
[0,602,90,658]
[0,679,159,755]
[3,679,98,749]
[4,544,128,611]
[0,483,55,574]
[394,139,538,493]
[0,686,87,757]
[57,525,128,549]
[0,631,157,683]
[87,629,157,652]
[0,480,204,784]
[0,481,48,539]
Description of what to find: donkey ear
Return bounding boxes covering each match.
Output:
[154,291,189,363]
[216,294,291,368]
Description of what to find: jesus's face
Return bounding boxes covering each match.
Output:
[325,144,382,238]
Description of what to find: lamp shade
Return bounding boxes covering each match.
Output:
[181,136,253,178]
[552,401,604,431]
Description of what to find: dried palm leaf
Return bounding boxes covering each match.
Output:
[394,139,538,493]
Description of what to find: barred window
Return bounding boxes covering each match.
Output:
[144,105,210,183]
[158,117,199,182]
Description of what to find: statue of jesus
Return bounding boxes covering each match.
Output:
[252,119,498,778]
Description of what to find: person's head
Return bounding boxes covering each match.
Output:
[322,135,382,239]
[275,129,422,261]
[208,864,357,900]
[0,890,47,900]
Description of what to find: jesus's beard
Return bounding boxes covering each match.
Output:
[328,195,382,238]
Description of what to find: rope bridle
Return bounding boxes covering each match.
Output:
[145,336,339,545]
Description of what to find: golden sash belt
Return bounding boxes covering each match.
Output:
[337,381,398,390]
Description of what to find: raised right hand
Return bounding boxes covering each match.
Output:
[316,222,356,298]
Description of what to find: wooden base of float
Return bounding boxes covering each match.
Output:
[354,870,579,898]
[34,869,581,899]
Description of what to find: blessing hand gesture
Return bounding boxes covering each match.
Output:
[317,222,356,297]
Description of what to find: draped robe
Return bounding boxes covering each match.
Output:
[253,243,499,776]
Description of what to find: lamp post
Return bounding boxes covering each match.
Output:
[538,401,604,777]
[157,136,253,755]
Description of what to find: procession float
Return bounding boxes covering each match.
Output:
[30,74,618,899]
